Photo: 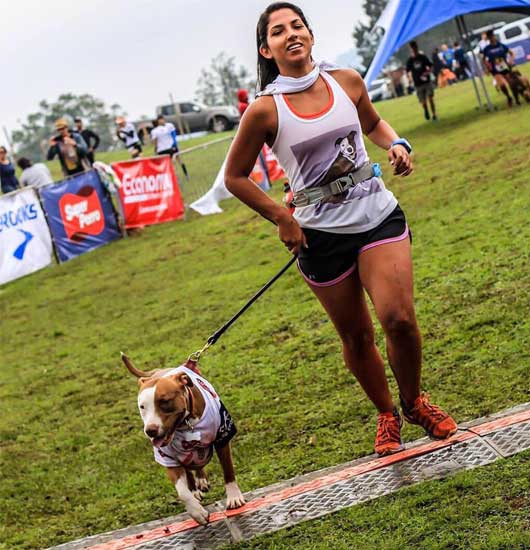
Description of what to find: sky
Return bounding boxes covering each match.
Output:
[0,0,365,147]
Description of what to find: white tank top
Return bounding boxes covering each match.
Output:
[271,71,397,234]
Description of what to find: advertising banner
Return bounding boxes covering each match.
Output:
[39,170,121,263]
[112,156,185,228]
[0,189,54,285]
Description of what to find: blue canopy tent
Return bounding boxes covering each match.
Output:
[365,0,530,110]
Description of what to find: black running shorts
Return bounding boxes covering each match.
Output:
[297,204,410,286]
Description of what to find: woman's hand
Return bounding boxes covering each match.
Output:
[277,212,307,256]
[388,145,413,177]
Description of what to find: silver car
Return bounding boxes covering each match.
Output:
[156,102,240,133]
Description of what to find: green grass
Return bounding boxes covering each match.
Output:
[1,68,530,549]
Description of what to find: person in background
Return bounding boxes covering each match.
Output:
[482,30,517,107]
[453,42,470,80]
[151,114,189,180]
[47,119,89,177]
[116,117,142,158]
[0,146,20,194]
[74,118,100,164]
[17,157,53,187]
[406,41,437,121]
[478,31,490,54]
[237,89,250,115]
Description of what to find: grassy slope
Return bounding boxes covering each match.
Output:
[1,70,530,549]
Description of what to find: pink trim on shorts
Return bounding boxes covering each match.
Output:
[359,224,409,254]
[297,258,357,287]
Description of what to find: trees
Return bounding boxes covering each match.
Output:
[352,0,388,71]
[195,53,255,106]
[11,94,126,160]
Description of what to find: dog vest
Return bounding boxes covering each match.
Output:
[153,366,236,469]
[271,71,397,234]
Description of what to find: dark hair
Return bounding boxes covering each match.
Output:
[0,146,7,154]
[409,40,418,51]
[18,157,32,170]
[74,117,82,123]
[256,2,313,92]
[157,114,165,121]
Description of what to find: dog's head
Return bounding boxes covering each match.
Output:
[121,353,194,448]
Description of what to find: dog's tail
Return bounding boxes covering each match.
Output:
[120,352,152,378]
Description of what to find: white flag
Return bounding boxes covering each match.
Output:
[0,189,54,285]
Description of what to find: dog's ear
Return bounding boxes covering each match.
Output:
[172,372,194,388]
[334,136,343,147]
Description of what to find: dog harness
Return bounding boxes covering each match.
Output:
[153,366,236,469]
[271,70,397,234]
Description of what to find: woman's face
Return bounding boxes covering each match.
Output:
[260,8,313,68]
[0,148,6,161]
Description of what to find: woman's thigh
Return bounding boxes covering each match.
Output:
[357,238,415,326]
[307,268,374,341]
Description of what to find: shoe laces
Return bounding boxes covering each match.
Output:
[414,393,448,423]
[376,412,401,443]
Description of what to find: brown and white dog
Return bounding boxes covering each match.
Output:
[121,353,245,525]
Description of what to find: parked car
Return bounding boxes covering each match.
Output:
[367,78,394,102]
[156,102,240,133]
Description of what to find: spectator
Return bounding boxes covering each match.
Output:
[478,31,490,54]
[482,31,517,107]
[115,117,142,158]
[47,119,89,177]
[440,44,455,71]
[453,42,471,80]
[151,114,189,180]
[0,146,20,194]
[17,157,53,187]
[406,41,437,121]
[74,118,100,164]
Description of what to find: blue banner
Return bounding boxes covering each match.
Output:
[39,170,121,262]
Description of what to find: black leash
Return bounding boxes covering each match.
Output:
[188,255,297,363]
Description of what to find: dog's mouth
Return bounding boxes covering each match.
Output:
[149,411,188,448]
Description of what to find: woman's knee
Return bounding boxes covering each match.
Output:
[380,308,418,337]
[340,327,376,357]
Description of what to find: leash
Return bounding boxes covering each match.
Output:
[187,255,297,366]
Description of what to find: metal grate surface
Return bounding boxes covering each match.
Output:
[48,404,530,550]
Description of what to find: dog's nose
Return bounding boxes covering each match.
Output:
[145,425,159,438]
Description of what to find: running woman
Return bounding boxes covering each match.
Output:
[225,2,457,456]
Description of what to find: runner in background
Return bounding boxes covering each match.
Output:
[151,114,189,180]
[74,118,100,165]
[482,31,517,107]
[116,117,142,158]
[406,41,437,121]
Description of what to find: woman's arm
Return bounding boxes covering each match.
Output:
[224,98,306,255]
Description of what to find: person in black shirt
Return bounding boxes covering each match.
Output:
[74,118,100,164]
[406,41,437,121]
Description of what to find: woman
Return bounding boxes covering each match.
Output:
[225,2,457,456]
[0,146,20,194]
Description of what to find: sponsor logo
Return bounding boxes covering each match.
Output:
[0,204,38,233]
[13,229,34,260]
[59,186,104,241]
[122,173,173,196]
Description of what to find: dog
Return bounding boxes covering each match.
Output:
[121,353,245,525]
[505,70,530,105]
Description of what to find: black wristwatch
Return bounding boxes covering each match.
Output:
[390,138,412,154]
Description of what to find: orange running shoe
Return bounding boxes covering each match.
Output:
[374,407,404,456]
[401,393,458,439]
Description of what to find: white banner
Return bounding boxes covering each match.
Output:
[0,189,54,285]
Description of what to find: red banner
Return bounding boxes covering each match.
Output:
[112,156,184,228]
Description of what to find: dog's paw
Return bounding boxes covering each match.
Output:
[192,489,204,501]
[186,500,209,525]
[196,476,211,493]
[225,481,246,510]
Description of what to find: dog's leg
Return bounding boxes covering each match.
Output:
[186,469,204,502]
[166,467,209,525]
[196,467,211,494]
[216,444,246,509]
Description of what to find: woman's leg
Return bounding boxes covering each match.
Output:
[307,269,394,413]
[357,238,422,408]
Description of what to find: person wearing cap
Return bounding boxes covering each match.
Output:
[115,117,142,158]
[74,118,100,164]
[47,119,89,177]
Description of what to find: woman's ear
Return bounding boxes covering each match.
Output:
[259,44,273,60]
